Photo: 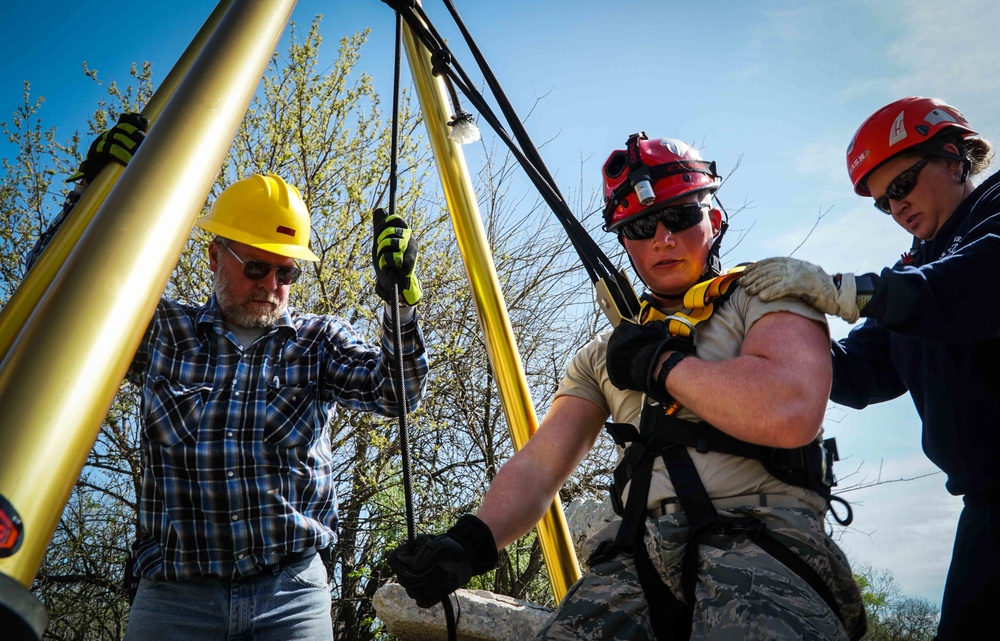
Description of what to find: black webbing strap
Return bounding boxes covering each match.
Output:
[609,431,690,640]
[740,521,842,618]
[648,412,836,502]
[660,440,844,632]
[659,442,719,612]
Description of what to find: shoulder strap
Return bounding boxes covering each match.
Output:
[639,265,747,338]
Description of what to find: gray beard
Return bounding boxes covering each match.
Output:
[214,271,286,328]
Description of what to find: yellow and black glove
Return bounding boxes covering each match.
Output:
[67,112,149,184]
[372,207,422,306]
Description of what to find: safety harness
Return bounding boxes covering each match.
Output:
[593,269,853,641]
[641,266,745,336]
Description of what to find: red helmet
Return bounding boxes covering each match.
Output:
[846,97,976,196]
[602,133,721,232]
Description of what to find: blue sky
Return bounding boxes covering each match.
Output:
[4,0,999,606]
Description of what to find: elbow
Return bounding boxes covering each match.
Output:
[773,361,831,448]
[767,396,826,448]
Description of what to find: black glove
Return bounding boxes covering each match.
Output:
[605,319,695,404]
[387,514,499,608]
[67,112,149,184]
[372,207,422,305]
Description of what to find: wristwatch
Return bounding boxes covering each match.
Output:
[655,351,688,399]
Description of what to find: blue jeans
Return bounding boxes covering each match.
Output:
[124,553,333,641]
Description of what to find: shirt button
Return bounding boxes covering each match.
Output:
[234,391,241,397]
[231,514,239,521]
[238,553,246,559]
[227,431,234,437]
[228,471,234,477]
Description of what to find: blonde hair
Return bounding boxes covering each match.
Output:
[964,137,994,176]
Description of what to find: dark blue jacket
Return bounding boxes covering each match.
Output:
[831,170,1000,498]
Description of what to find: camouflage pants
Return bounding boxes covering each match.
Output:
[534,506,866,641]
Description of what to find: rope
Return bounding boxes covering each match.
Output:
[389,8,416,546]
[381,0,641,324]
[389,10,458,641]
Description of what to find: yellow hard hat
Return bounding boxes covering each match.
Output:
[195,174,319,261]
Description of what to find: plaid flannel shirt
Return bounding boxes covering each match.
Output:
[129,296,427,580]
[27,189,428,581]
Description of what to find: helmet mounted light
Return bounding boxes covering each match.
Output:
[602,134,721,234]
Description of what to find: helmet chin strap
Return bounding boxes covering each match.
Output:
[705,219,728,278]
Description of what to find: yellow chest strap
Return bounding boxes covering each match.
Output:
[638,265,747,337]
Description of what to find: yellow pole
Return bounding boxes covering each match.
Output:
[0,1,297,634]
[401,14,582,599]
[0,0,234,364]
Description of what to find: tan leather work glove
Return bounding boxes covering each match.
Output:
[740,257,860,323]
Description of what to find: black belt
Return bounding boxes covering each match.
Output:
[244,548,317,579]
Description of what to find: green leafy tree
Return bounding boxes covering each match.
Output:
[854,563,939,641]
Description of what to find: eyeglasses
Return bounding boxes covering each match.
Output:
[873,156,932,214]
[223,244,301,285]
[619,203,706,240]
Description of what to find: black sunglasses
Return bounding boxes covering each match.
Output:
[873,156,932,214]
[224,244,301,285]
[619,203,706,240]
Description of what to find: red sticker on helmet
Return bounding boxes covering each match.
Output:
[0,494,23,558]
[275,226,296,238]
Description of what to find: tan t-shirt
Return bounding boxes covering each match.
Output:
[555,284,829,513]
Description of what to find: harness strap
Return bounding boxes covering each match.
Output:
[605,403,848,638]
[607,428,689,640]
[602,263,847,637]
[660,440,717,614]
[643,412,838,502]
[640,266,746,338]
[659,434,844,637]
[738,519,842,617]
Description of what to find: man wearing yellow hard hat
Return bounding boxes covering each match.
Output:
[28,115,428,641]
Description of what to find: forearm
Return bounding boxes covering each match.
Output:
[476,395,606,549]
[476,453,567,549]
[865,247,1000,342]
